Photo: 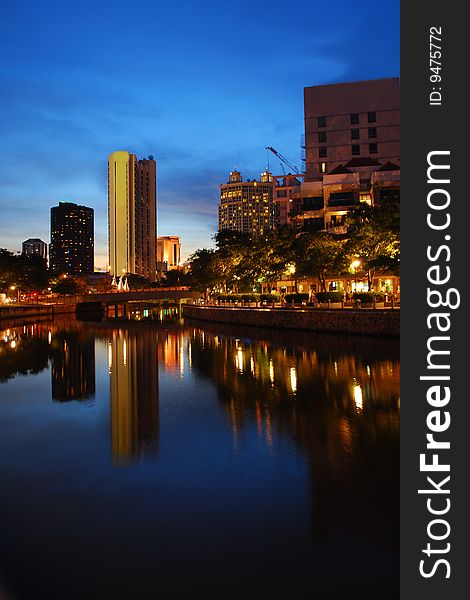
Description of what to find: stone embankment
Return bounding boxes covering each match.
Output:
[183,305,399,337]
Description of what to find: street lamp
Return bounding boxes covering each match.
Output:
[351,259,361,291]
[10,285,20,303]
[288,263,297,293]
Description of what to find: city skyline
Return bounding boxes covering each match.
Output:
[0,0,399,266]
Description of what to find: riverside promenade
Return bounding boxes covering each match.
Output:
[183,304,400,337]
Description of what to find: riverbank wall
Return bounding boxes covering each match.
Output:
[183,305,400,337]
[0,304,54,322]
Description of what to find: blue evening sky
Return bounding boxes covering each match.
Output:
[0,0,399,266]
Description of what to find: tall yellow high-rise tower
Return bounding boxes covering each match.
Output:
[108,151,157,281]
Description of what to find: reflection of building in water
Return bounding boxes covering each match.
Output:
[109,329,159,464]
[188,328,400,548]
[50,331,96,401]
[158,330,186,375]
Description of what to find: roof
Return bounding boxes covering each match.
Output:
[344,157,381,168]
[377,161,400,171]
[327,164,352,175]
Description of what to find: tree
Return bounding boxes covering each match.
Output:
[161,269,190,287]
[53,278,81,296]
[296,233,347,292]
[188,248,221,295]
[344,201,400,290]
[0,249,50,294]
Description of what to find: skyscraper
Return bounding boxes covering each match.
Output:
[49,202,94,275]
[218,170,276,236]
[108,151,157,281]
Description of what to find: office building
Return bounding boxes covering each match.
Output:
[108,151,157,282]
[157,236,181,272]
[49,202,94,275]
[22,238,47,262]
[218,170,276,236]
[303,78,400,181]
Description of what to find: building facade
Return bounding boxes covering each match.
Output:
[218,170,277,236]
[157,236,181,272]
[22,238,47,261]
[290,160,400,234]
[49,202,94,275]
[108,151,157,281]
[273,175,302,226]
[303,78,400,181]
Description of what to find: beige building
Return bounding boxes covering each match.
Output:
[157,236,181,272]
[304,78,400,181]
[218,170,277,236]
[108,151,157,281]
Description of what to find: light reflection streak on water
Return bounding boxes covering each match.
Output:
[290,367,297,394]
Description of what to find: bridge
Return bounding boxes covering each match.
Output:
[78,288,201,304]
[46,287,203,318]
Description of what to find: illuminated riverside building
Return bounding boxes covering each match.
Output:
[109,329,159,464]
[218,170,277,236]
[157,236,181,272]
[49,202,94,275]
[108,151,157,281]
[284,78,401,235]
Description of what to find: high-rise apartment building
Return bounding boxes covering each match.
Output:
[303,78,400,181]
[22,238,48,262]
[108,151,157,281]
[157,236,181,272]
[49,202,94,275]
[218,170,276,236]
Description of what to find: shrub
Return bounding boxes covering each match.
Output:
[284,293,309,303]
[353,292,385,303]
[260,293,280,302]
[241,293,260,302]
[315,291,343,303]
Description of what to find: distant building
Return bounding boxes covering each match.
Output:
[22,238,47,262]
[273,175,302,226]
[303,78,400,181]
[49,202,94,275]
[218,170,277,236]
[157,236,181,272]
[108,151,157,282]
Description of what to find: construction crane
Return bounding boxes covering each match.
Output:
[265,146,304,177]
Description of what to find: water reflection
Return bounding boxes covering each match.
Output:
[50,330,95,401]
[185,325,400,546]
[0,314,400,597]
[109,329,159,465]
[0,325,49,382]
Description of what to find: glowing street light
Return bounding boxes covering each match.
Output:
[351,259,361,291]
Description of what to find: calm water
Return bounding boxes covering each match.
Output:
[0,309,400,599]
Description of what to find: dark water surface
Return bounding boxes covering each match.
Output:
[0,310,399,599]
